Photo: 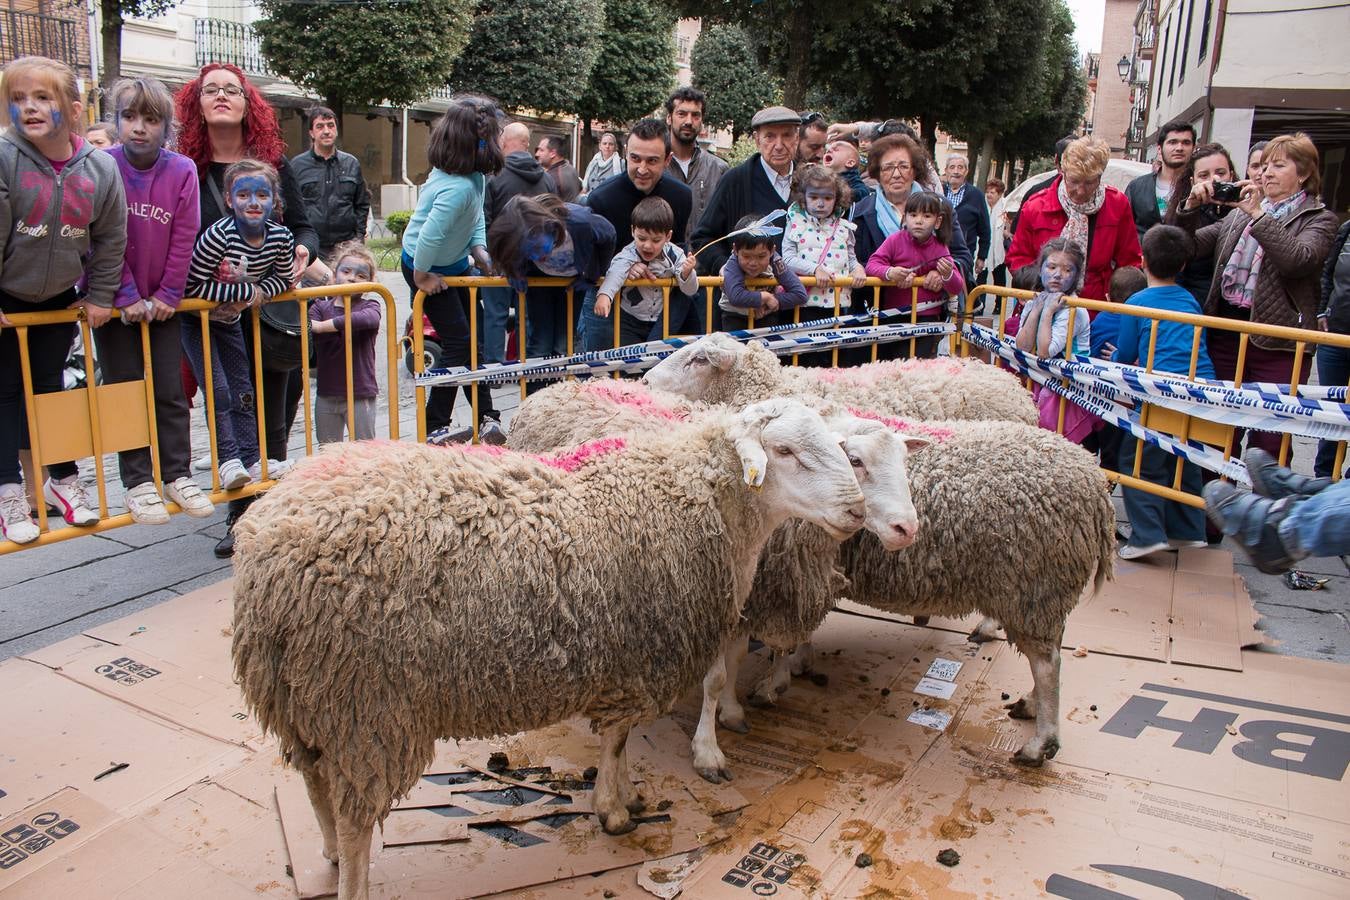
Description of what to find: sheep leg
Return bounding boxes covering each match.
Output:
[788,640,815,676]
[302,767,339,864]
[692,654,734,784]
[617,744,645,815]
[334,813,374,900]
[748,649,792,708]
[718,635,750,732]
[969,616,1002,644]
[1012,640,1062,767]
[595,724,637,834]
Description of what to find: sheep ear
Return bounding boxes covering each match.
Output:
[736,436,768,487]
[902,436,932,453]
[692,344,736,372]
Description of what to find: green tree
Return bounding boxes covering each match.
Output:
[255,0,475,120]
[575,0,678,132]
[448,0,605,114]
[100,0,177,93]
[689,24,780,139]
[998,1,1086,172]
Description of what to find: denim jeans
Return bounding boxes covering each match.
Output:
[480,286,513,365]
[1119,440,1206,547]
[1282,479,1350,558]
[1314,343,1350,477]
[179,313,261,468]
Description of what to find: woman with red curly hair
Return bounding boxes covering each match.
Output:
[175,62,321,559]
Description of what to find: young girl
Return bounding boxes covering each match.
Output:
[92,76,214,526]
[184,158,296,490]
[864,191,965,359]
[0,56,127,543]
[402,98,504,443]
[1015,238,1097,443]
[309,241,382,444]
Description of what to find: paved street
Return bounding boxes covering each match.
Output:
[1,271,1346,664]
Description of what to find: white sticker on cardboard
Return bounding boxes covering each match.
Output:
[908,708,953,731]
[913,676,958,700]
[925,658,963,682]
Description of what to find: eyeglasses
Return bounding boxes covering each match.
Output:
[201,84,244,99]
[800,111,825,126]
[880,162,913,176]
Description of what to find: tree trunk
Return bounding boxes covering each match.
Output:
[966,140,981,187]
[1019,158,1031,182]
[99,0,125,99]
[919,115,938,159]
[781,9,812,109]
[1001,158,1012,186]
[974,133,996,188]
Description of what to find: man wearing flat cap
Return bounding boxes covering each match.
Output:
[689,106,801,301]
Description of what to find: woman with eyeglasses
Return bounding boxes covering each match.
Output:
[1006,135,1141,303]
[174,62,321,560]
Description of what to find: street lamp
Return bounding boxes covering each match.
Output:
[1117,55,1131,82]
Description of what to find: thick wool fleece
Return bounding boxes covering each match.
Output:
[840,419,1115,646]
[742,519,846,651]
[232,425,766,826]
[718,341,1037,425]
[507,380,698,452]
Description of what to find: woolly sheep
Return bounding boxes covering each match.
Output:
[507,380,700,452]
[231,400,867,900]
[645,340,1116,768]
[642,332,1036,426]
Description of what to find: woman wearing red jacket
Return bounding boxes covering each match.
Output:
[1007,136,1142,301]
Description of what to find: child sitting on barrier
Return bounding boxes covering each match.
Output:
[718,214,808,331]
[593,196,698,348]
[0,56,127,543]
[95,76,214,525]
[1016,238,1097,444]
[782,165,867,366]
[309,241,382,444]
[184,158,296,490]
[865,191,964,360]
[1114,225,1215,561]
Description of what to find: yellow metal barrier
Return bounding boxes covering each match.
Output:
[962,284,1350,508]
[0,282,399,555]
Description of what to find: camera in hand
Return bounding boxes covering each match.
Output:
[1211,181,1244,203]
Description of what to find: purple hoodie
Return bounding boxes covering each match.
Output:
[309,294,382,399]
[108,146,200,308]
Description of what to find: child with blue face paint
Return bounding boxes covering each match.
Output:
[184,158,296,490]
[92,76,214,525]
[0,56,128,543]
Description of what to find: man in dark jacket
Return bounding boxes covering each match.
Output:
[535,135,582,202]
[943,153,991,278]
[482,121,556,364]
[290,106,370,260]
[1124,120,1195,240]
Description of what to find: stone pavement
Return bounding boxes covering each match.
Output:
[1,272,1346,663]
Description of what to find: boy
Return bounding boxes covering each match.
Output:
[594,196,698,346]
[1114,225,1216,560]
[719,214,808,330]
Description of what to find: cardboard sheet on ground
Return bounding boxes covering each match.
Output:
[82,578,236,677]
[839,547,1264,669]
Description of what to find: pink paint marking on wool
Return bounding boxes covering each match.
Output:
[541,436,629,472]
[904,357,963,375]
[584,382,689,421]
[846,407,954,443]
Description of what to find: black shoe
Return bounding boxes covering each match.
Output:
[1244,448,1332,500]
[478,418,507,446]
[214,510,241,559]
[1202,481,1302,575]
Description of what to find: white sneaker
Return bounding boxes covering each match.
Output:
[1118,541,1169,561]
[124,482,170,525]
[219,458,250,490]
[0,482,39,544]
[44,475,99,526]
[165,476,215,518]
[1169,539,1209,549]
[191,455,212,473]
[247,458,294,482]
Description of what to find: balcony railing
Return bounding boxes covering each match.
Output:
[0,10,81,69]
[195,18,271,75]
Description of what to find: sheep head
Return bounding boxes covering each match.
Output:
[730,399,865,541]
[643,333,742,399]
[830,415,928,551]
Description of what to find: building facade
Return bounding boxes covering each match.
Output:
[1090,0,1140,156]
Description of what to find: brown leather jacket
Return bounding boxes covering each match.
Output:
[1189,195,1338,351]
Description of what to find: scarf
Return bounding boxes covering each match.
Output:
[875,191,904,238]
[1219,191,1306,310]
[1055,177,1106,256]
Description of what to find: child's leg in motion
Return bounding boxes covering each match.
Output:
[314,395,346,445]
[1119,440,1171,553]
[353,397,377,441]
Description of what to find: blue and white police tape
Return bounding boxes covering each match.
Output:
[415,321,954,388]
[962,323,1350,442]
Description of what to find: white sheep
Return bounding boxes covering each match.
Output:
[645,337,1116,768]
[231,399,867,900]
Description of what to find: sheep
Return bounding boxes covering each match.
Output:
[642,332,1036,427]
[506,379,929,784]
[230,399,867,900]
[644,338,1116,768]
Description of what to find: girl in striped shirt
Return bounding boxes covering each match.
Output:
[183,158,295,490]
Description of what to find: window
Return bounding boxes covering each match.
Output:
[1168,9,1179,95]
[1180,0,1195,83]
[1198,0,1214,60]
[1161,19,1172,98]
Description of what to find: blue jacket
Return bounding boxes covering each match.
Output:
[1113,285,1216,378]
[519,202,616,292]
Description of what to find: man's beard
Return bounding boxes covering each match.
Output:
[674,128,698,146]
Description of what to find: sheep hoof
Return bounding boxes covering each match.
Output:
[1012,746,1047,768]
[912,615,931,627]
[696,765,733,784]
[746,693,774,710]
[321,847,338,865]
[968,627,997,644]
[625,796,647,815]
[789,658,812,677]
[1043,737,1061,759]
[600,812,638,835]
[1005,698,1035,720]
[719,712,751,733]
